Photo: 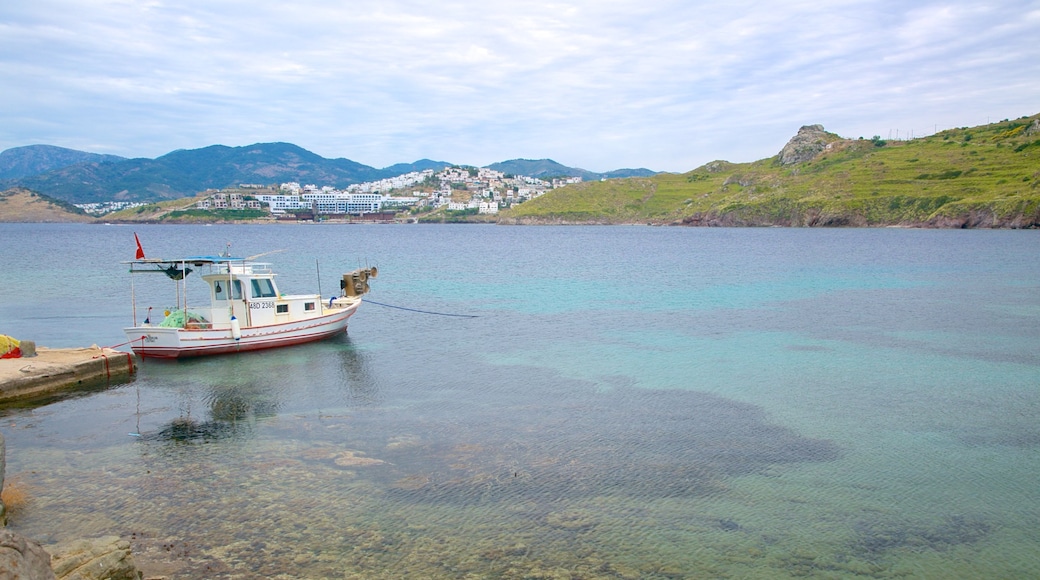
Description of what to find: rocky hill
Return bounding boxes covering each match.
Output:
[501,115,1040,228]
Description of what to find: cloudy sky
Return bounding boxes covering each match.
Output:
[2,0,1038,173]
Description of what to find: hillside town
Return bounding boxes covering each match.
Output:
[229,166,581,218]
[75,166,583,219]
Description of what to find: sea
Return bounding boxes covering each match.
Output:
[0,222,1037,579]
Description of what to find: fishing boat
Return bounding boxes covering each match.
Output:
[123,252,376,359]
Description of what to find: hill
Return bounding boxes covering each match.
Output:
[0,188,95,222]
[0,145,124,180]
[500,115,1040,228]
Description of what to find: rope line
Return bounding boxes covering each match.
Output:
[106,335,147,350]
[364,299,479,318]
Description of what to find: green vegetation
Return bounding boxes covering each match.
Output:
[102,194,210,222]
[161,208,270,222]
[419,207,491,223]
[501,114,1040,227]
[30,190,90,215]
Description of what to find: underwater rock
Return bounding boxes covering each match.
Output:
[391,474,431,491]
[49,535,139,580]
[545,509,597,530]
[333,450,385,467]
[0,529,56,580]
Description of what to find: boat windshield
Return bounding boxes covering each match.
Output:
[214,280,243,300]
[251,278,277,298]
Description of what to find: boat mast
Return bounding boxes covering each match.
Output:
[316,259,323,314]
[181,259,188,326]
[130,265,138,326]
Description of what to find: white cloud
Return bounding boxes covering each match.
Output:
[1,0,1038,172]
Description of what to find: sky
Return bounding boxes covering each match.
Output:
[1,1,1038,173]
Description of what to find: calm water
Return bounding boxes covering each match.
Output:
[1,223,1038,579]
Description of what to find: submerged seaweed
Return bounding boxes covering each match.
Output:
[851,514,992,558]
[378,386,842,505]
[142,417,245,443]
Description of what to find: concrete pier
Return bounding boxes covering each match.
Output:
[0,346,135,403]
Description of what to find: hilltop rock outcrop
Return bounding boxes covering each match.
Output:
[777,124,834,165]
[1026,118,1040,136]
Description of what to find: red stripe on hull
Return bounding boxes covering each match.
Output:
[129,308,357,359]
[133,325,348,359]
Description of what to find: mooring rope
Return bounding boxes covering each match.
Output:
[106,335,147,350]
[364,299,479,318]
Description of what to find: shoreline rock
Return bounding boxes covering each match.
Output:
[0,529,56,580]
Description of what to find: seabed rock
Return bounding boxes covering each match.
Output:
[49,535,140,580]
[545,509,597,531]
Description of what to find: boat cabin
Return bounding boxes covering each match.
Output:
[129,257,332,331]
[201,262,323,329]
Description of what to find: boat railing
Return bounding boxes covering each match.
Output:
[221,262,274,276]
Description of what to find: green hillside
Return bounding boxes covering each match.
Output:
[500,115,1040,228]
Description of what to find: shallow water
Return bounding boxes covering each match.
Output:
[1,223,1038,578]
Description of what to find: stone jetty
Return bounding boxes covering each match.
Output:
[0,345,135,403]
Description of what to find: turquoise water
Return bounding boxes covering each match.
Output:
[1,223,1038,578]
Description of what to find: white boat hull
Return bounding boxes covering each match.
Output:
[124,302,360,359]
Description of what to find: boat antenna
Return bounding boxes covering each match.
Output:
[245,249,287,261]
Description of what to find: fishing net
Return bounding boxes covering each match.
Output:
[159,310,210,328]
[0,335,21,358]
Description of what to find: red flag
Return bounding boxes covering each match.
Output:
[134,233,145,259]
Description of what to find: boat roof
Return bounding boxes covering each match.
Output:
[122,255,247,265]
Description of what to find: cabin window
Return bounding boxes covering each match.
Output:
[276,304,289,314]
[214,280,243,300]
[251,279,277,298]
[304,302,315,311]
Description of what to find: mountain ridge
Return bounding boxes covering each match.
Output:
[0,143,652,204]
[0,145,125,181]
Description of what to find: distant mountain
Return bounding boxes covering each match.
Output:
[486,159,657,181]
[0,145,125,180]
[381,159,452,174]
[0,143,658,204]
[0,143,393,204]
[599,167,661,179]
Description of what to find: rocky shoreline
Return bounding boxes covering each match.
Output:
[0,432,144,579]
[0,346,143,578]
